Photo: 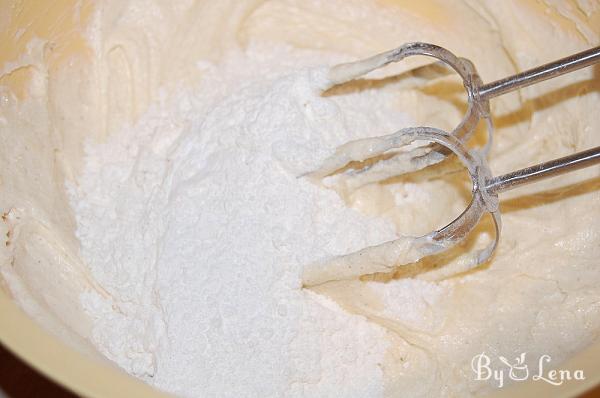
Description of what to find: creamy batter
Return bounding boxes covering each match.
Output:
[0,1,599,397]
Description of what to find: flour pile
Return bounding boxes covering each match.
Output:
[68,44,414,397]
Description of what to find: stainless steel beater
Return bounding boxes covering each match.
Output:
[303,44,600,287]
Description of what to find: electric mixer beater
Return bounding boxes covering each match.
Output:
[303,43,600,287]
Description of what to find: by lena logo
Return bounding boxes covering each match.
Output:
[471,352,585,388]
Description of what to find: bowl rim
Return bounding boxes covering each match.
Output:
[0,292,170,398]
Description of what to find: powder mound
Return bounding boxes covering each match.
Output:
[69,43,412,397]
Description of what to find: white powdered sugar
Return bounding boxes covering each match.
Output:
[69,43,414,397]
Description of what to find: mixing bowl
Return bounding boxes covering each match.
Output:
[1,1,598,397]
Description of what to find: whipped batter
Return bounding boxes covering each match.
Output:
[1,1,599,397]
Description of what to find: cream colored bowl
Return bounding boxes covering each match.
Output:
[0,1,598,397]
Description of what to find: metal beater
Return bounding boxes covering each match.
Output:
[303,44,600,287]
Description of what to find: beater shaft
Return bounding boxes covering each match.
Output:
[479,46,600,100]
[486,145,600,194]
